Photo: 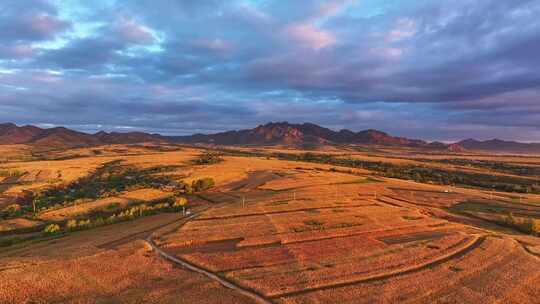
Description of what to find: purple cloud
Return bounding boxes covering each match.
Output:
[0,0,539,141]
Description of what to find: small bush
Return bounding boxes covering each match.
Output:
[78,219,92,229]
[194,152,223,165]
[106,214,118,224]
[154,202,170,210]
[173,197,188,209]
[0,170,22,177]
[183,183,193,194]
[105,202,120,210]
[192,177,215,192]
[94,217,105,227]
[43,224,61,235]
[532,219,540,235]
[66,219,78,231]
[505,213,540,235]
[2,204,22,217]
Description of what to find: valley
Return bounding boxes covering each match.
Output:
[1,141,539,303]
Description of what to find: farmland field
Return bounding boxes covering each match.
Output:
[1,144,540,303]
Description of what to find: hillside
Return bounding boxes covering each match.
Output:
[2,122,540,154]
[0,123,164,147]
[171,122,430,147]
[457,139,540,154]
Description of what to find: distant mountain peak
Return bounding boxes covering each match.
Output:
[0,123,164,147]
[0,122,17,128]
[456,138,540,153]
[2,121,539,154]
[173,121,426,147]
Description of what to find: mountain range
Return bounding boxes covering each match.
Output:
[0,123,165,147]
[1,122,540,154]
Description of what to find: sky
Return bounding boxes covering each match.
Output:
[0,0,539,141]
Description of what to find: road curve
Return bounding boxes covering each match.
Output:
[144,234,273,304]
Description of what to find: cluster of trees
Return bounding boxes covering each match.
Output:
[43,223,61,235]
[431,158,540,178]
[209,148,540,194]
[504,213,540,236]
[0,204,22,219]
[143,165,183,174]
[0,170,23,177]
[44,196,189,235]
[275,152,540,194]
[6,161,214,221]
[208,148,540,194]
[173,177,215,194]
[191,177,215,192]
[32,161,174,213]
[193,152,224,165]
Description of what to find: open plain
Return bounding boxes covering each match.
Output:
[1,143,539,303]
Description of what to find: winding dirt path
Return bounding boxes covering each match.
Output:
[145,228,273,304]
[141,195,274,304]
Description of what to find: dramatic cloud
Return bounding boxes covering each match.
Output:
[0,0,70,43]
[0,0,539,141]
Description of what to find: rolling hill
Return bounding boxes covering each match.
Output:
[171,122,429,147]
[1,122,540,153]
[0,123,164,147]
[456,138,540,154]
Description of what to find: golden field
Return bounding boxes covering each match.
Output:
[1,143,540,303]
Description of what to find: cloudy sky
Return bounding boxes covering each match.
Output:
[1,0,539,141]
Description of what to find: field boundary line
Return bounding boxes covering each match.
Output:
[144,208,273,304]
[145,233,273,304]
[96,214,186,249]
[270,235,485,299]
[194,204,370,221]
[517,240,540,260]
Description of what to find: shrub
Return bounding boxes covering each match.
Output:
[194,152,223,165]
[182,183,193,194]
[0,170,22,177]
[192,177,215,192]
[77,219,92,229]
[106,214,118,224]
[2,204,22,217]
[94,217,105,227]
[154,202,170,210]
[173,197,188,208]
[105,202,120,210]
[532,219,540,235]
[43,224,61,235]
[66,219,78,231]
[505,213,540,235]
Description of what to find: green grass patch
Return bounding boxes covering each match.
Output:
[402,215,424,220]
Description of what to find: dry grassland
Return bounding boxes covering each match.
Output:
[153,152,540,302]
[2,144,540,303]
[0,214,256,304]
[39,188,173,221]
[0,218,43,232]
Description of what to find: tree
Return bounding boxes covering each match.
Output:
[532,219,540,235]
[173,197,188,210]
[2,204,21,217]
[43,224,61,235]
[192,178,215,192]
[66,219,78,231]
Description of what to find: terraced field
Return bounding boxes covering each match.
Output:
[157,166,540,303]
